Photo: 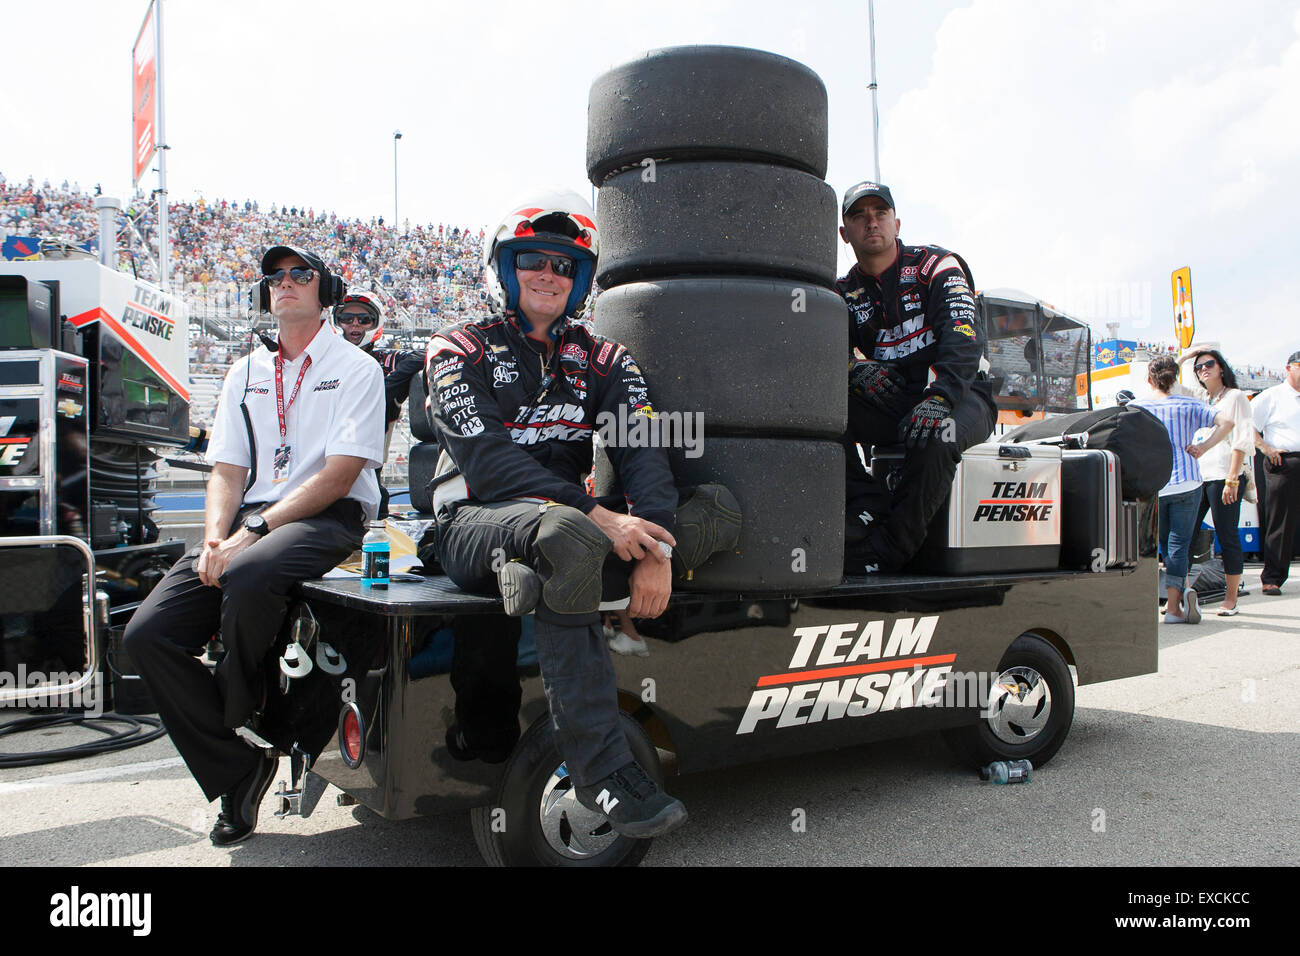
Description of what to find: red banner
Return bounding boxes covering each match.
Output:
[132,2,157,185]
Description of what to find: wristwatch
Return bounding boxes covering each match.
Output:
[243,514,270,537]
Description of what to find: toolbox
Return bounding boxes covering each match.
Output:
[909,442,1062,575]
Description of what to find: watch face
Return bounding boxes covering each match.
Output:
[246,515,268,534]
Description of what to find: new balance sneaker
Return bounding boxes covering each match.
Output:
[210,748,279,847]
[497,561,541,617]
[575,761,687,839]
[673,484,742,573]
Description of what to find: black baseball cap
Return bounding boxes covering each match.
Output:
[1288,350,1300,365]
[842,181,896,217]
[261,245,326,276]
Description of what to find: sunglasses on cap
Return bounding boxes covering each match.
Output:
[515,251,576,278]
[1194,359,1217,372]
[265,267,316,286]
[337,312,378,327]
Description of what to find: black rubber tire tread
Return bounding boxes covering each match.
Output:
[595,161,839,289]
[406,369,437,443]
[470,711,659,867]
[586,45,828,185]
[592,278,847,438]
[407,440,441,514]
[942,633,1076,769]
[596,437,844,592]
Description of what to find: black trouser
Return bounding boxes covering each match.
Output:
[842,389,996,567]
[1195,479,1244,577]
[123,499,365,801]
[1261,453,1300,587]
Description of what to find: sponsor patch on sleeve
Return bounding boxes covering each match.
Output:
[952,322,977,339]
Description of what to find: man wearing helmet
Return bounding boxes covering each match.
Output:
[333,286,424,517]
[422,192,739,839]
[837,182,996,574]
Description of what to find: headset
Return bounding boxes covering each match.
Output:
[240,247,345,493]
[253,246,347,313]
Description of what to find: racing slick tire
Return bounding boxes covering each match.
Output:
[942,633,1076,769]
[586,45,828,185]
[470,711,662,867]
[592,278,847,438]
[407,441,441,514]
[595,161,839,290]
[406,371,437,443]
[595,437,845,592]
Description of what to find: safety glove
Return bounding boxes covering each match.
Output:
[848,359,907,414]
[900,394,953,448]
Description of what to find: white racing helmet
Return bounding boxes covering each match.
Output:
[331,285,387,349]
[484,190,599,326]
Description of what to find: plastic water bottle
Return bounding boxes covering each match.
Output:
[980,759,1033,784]
[361,520,390,589]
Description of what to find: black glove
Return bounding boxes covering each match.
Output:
[899,395,953,448]
[848,360,907,413]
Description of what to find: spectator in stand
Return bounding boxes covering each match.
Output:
[1131,356,1236,624]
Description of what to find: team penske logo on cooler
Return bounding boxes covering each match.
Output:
[736,616,954,734]
[974,482,1054,521]
[0,416,33,467]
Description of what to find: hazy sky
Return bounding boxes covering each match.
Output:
[4,0,1299,368]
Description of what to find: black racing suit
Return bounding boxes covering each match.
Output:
[366,345,424,517]
[836,240,996,570]
[423,311,676,784]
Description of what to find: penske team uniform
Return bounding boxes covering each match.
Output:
[125,321,385,800]
[836,240,996,569]
[422,310,676,783]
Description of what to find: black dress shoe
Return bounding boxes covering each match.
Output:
[210,749,279,847]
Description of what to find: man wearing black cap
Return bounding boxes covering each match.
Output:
[835,182,996,573]
[125,246,385,845]
[1252,350,1300,594]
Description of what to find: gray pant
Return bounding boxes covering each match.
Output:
[436,500,630,787]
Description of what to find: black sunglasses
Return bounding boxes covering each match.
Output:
[515,251,576,278]
[1194,359,1217,372]
[338,313,377,327]
[265,267,316,286]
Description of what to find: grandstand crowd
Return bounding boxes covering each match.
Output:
[0,172,489,331]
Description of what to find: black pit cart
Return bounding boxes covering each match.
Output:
[252,557,1157,867]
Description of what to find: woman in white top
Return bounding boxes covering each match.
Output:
[1186,348,1255,614]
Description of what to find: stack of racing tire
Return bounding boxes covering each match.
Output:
[587,45,848,591]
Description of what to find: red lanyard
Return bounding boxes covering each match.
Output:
[274,353,312,444]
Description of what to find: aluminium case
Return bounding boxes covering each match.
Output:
[913,442,1062,574]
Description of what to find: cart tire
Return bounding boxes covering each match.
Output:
[596,437,845,591]
[595,161,839,289]
[586,45,828,184]
[592,278,847,437]
[407,371,437,443]
[470,711,660,867]
[942,633,1075,769]
[407,441,440,514]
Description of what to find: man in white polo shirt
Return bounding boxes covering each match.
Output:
[125,245,385,846]
[1253,350,1300,595]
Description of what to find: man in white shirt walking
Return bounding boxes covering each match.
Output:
[125,246,385,845]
